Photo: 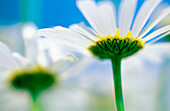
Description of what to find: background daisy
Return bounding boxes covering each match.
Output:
[0,23,86,111]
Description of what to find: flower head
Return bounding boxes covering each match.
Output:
[35,1,170,110]
[10,66,56,94]
[37,0,170,60]
[87,29,144,59]
[0,23,78,111]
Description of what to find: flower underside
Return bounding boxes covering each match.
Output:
[10,66,57,94]
[88,30,145,59]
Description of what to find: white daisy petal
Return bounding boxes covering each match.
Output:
[77,0,106,36]
[118,0,137,37]
[138,7,170,38]
[0,42,19,70]
[69,22,99,41]
[146,31,170,45]
[143,25,170,41]
[21,23,38,63]
[98,1,117,36]
[24,37,38,63]
[36,27,92,56]
[51,54,78,73]
[37,27,91,47]
[12,53,30,68]
[37,49,51,66]
[131,0,162,37]
[22,22,38,39]
[41,39,91,57]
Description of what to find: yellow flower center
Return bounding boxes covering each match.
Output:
[88,29,145,59]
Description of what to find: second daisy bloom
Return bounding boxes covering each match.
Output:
[36,0,170,111]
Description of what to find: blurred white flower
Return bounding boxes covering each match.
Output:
[0,23,81,111]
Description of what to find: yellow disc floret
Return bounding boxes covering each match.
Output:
[88,29,145,59]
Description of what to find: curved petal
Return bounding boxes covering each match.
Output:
[0,42,19,70]
[77,0,105,36]
[118,0,137,37]
[36,26,92,56]
[98,1,117,36]
[131,0,162,37]
[24,37,38,63]
[69,22,99,41]
[143,25,170,41]
[77,0,117,37]
[146,31,170,45]
[138,7,170,38]
[22,23,38,63]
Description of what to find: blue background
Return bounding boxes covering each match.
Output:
[0,0,169,28]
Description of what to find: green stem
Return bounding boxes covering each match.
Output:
[111,56,125,111]
[31,93,40,111]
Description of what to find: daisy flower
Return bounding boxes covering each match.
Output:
[72,43,170,111]
[36,0,170,111]
[0,24,78,111]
